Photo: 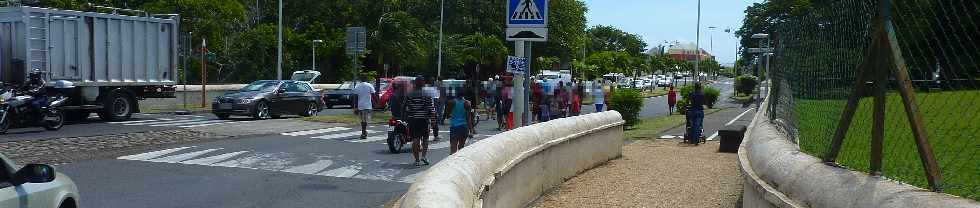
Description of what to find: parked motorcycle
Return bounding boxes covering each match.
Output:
[0,82,71,134]
[386,117,410,154]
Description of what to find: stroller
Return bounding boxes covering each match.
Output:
[684,113,706,145]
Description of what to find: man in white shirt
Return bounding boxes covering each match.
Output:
[352,77,376,139]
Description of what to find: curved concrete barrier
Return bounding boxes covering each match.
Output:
[396,111,625,208]
[739,99,980,208]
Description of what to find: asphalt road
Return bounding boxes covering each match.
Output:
[56,112,505,208]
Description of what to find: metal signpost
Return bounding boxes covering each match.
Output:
[347,27,367,79]
[506,0,548,127]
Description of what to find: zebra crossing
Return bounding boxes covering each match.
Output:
[107,117,254,128]
[117,146,425,183]
[278,126,492,148]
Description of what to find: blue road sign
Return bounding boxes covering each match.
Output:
[507,0,548,27]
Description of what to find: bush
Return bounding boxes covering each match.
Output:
[704,87,720,108]
[608,89,644,128]
[676,85,721,112]
[676,98,689,115]
[735,75,759,96]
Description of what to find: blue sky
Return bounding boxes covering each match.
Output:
[582,0,764,65]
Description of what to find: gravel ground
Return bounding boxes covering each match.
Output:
[0,129,231,165]
[531,139,743,208]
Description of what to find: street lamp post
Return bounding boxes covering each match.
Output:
[312,39,323,71]
[708,26,716,79]
[437,0,444,79]
[276,0,283,80]
[694,0,701,84]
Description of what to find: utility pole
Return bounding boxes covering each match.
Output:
[694,0,701,84]
[276,0,283,80]
[437,0,444,79]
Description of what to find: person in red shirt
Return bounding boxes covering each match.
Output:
[667,85,677,115]
[570,84,582,116]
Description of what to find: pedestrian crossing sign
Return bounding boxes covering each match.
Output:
[507,0,548,27]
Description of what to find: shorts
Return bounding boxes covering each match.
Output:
[450,125,468,140]
[358,110,372,123]
[408,118,430,139]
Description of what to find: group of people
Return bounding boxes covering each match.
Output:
[351,74,622,167]
[354,76,476,167]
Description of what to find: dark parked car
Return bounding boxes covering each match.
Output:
[323,82,354,109]
[213,80,322,120]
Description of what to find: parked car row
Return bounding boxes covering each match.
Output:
[620,75,674,90]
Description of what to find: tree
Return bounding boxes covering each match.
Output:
[454,33,507,103]
[587,25,648,56]
[540,0,588,63]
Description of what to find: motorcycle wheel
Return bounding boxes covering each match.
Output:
[43,110,64,131]
[387,132,400,154]
[0,112,9,134]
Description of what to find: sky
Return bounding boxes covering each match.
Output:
[582,0,765,66]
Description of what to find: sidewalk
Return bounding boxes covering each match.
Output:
[531,107,755,208]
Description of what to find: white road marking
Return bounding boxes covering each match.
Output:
[182,151,249,165]
[398,172,423,183]
[149,148,222,163]
[707,132,719,141]
[282,160,334,175]
[117,146,194,160]
[281,127,350,136]
[318,165,362,178]
[124,119,205,126]
[149,120,227,127]
[213,152,293,171]
[726,107,756,126]
[429,140,451,150]
[353,168,401,181]
[181,120,255,128]
[312,130,378,140]
[350,135,387,143]
[108,118,175,124]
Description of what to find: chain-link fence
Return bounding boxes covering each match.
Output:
[764,0,979,200]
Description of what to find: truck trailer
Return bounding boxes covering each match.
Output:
[0,6,178,121]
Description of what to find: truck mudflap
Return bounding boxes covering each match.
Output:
[143,86,176,98]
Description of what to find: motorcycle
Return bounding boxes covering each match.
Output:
[0,83,69,134]
[386,117,411,154]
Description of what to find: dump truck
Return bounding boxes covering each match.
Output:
[0,5,178,121]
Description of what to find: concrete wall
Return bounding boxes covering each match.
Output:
[739,98,980,208]
[396,111,625,208]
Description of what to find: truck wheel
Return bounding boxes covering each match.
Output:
[99,91,134,121]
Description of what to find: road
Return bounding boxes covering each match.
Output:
[2,78,742,207]
[54,111,504,207]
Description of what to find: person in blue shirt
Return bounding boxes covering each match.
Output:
[445,92,475,154]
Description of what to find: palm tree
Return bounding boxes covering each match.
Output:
[455,33,508,103]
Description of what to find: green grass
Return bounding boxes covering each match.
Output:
[300,112,389,124]
[625,114,686,140]
[625,108,723,140]
[794,90,980,200]
[730,95,754,104]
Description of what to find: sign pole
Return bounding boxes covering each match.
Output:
[201,38,207,108]
[523,42,531,126]
[513,41,526,127]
